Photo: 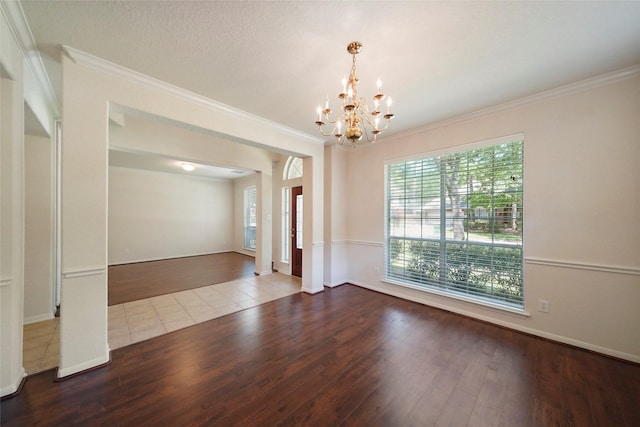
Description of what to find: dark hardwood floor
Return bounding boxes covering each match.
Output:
[3,284,639,426]
[108,252,255,305]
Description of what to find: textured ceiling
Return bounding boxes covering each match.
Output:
[20,1,640,141]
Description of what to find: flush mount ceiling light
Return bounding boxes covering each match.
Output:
[315,41,394,147]
[182,163,196,172]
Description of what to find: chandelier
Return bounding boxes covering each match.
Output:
[315,41,394,146]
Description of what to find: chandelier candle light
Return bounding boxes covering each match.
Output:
[315,41,394,146]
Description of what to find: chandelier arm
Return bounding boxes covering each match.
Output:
[359,104,378,129]
[323,116,341,125]
[362,122,377,144]
[317,122,337,137]
[378,116,392,132]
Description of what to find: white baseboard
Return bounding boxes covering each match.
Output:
[324,281,346,288]
[349,280,640,364]
[0,367,26,398]
[256,269,273,276]
[301,286,324,295]
[57,353,110,379]
[24,312,55,325]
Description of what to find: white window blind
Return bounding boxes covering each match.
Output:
[385,138,524,308]
[244,186,257,250]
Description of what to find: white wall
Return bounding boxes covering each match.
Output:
[345,70,640,361]
[24,134,54,323]
[108,166,234,264]
[1,8,25,395]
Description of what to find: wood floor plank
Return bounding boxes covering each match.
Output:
[2,284,639,426]
[108,252,255,305]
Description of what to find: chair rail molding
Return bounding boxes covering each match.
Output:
[62,267,107,279]
[525,257,640,276]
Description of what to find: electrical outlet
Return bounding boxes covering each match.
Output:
[124,248,129,256]
[538,299,550,313]
[374,266,380,277]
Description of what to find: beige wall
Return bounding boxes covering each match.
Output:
[345,72,640,361]
[108,166,234,264]
[24,134,54,323]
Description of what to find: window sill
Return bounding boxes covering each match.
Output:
[382,278,531,318]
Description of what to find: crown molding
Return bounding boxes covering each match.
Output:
[0,0,59,115]
[388,64,640,141]
[62,45,325,145]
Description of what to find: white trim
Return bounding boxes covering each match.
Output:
[62,267,106,279]
[324,281,347,288]
[0,368,26,398]
[235,248,257,258]
[62,45,323,145]
[385,132,525,165]
[0,0,59,115]
[525,257,640,276]
[347,240,384,247]
[54,121,62,307]
[350,280,640,363]
[382,278,528,317]
[256,269,273,276]
[387,64,640,141]
[346,245,638,276]
[301,286,324,295]
[57,353,110,379]
[24,312,55,325]
[331,240,348,245]
[312,241,324,248]
[0,276,12,288]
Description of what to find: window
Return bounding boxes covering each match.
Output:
[295,193,303,250]
[244,186,257,250]
[281,187,290,262]
[284,156,303,180]
[385,137,524,308]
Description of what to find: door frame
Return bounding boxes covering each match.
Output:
[291,186,303,277]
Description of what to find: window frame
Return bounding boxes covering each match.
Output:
[243,185,257,251]
[281,187,290,263]
[384,134,525,313]
[284,156,303,180]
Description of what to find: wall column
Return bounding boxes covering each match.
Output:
[0,74,26,396]
[58,54,109,377]
[255,171,273,275]
[301,155,324,294]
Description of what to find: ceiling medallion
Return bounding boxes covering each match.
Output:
[315,41,394,147]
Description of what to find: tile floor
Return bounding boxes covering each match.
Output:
[23,273,301,375]
[23,317,60,375]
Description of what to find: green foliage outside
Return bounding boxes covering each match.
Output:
[386,140,524,307]
[388,238,523,306]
